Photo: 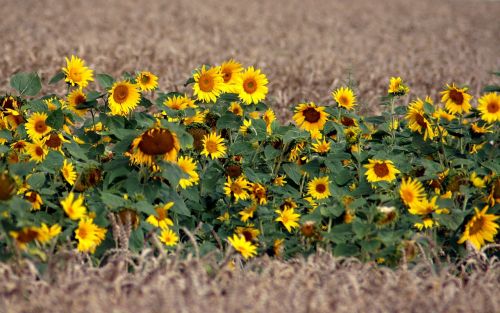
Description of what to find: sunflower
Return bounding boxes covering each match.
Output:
[432,108,455,122]
[158,228,179,246]
[236,66,269,105]
[220,59,243,93]
[440,83,472,115]
[136,71,158,91]
[470,172,486,189]
[164,95,196,111]
[67,88,88,116]
[34,223,61,244]
[43,132,68,152]
[239,119,252,135]
[25,112,51,140]
[26,141,48,163]
[250,183,267,205]
[470,122,493,135]
[61,192,87,220]
[61,159,77,185]
[228,234,257,259]
[146,202,174,229]
[62,55,94,88]
[275,207,301,233]
[332,87,357,110]
[311,138,331,154]
[224,176,250,202]
[10,227,39,250]
[10,140,27,153]
[193,65,225,103]
[399,177,425,207]
[307,176,331,199]
[128,127,180,167]
[239,205,257,222]
[408,196,448,216]
[228,101,244,116]
[177,156,199,189]
[263,108,275,134]
[388,77,410,96]
[25,191,43,210]
[477,92,500,123]
[273,175,287,186]
[235,226,261,242]
[364,159,400,183]
[458,206,499,250]
[75,218,107,253]
[108,81,141,116]
[201,132,226,159]
[406,97,435,141]
[293,102,329,132]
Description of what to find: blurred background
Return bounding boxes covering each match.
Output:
[0,0,498,119]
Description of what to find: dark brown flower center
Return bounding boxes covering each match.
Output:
[241,230,253,241]
[469,216,485,235]
[487,100,499,113]
[16,229,38,243]
[25,192,38,203]
[341,116,355,127]
[315,183,326,193]
[139,129,175,155]
[449,89,464,105]
[13,141,26,150]
[140,74,151,84]
[231,182,243,194]
[45,134,62,148]
[199,74,214,92]
[74,94,86,106]
[113,85,129,103]
[415,113,427,128]
[243,78,257,94]
[303,107,321,123]
[35,146,44,156]
[188,127,208,152]
[374,163,390,177]
[222,69,232,83]
[34,120,48,134]
[2,97,16,111]
[226,165,242,178]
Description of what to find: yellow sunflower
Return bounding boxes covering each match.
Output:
[75,218,107,253]
[263,108,275,134]
[193,65,225,103]
[61,192,87,220]
[228,234,257,259]
[236,66,269,105]
[239,119,252,135]
[26,141,48,163]
[458,206,499,250]
[43,132,69,152]
[388,77,410,96]
[25,191,43,210]
[61,159,77,185]
[432,108,455,122]
[228,101,244,116]
[62,55,94,88]
[364,159,400,183]
[158,228,179,246]
[177,156,199,189]
[293,102,329,132]
[201,132,226,159]
[239,205,257,222]
[10,227,39,250]
[164,95,196,111]
[224,176,250,202]
[250,183,267,205]
[406,97,435,141]
[440,83,472,115]
[67,88,88,116]
[128,127,180,167]
[220,59,243,93]
[146,202,174,229]
[136,71,158,91]
[25,112,51,140]
[399,177,425,207]
[332,87,357,110]
[477,92,500,123]
[311,139,331,154]
[307,176,331,200]
[34,223,61,244]
[235,226,260,242]
[275,207,301,233]
[108,81,141,116]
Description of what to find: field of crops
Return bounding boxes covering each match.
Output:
[1,0,499,312]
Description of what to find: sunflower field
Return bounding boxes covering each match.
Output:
[0,56,499,266]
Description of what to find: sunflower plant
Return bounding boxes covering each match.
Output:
[0,57,498,267]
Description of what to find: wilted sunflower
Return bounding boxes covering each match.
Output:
[477,92,500,123]
[406,97,435,141]
[220,59,243,93]
[399,177,425,207]
[193,65,225,103]
[26,141,48,163]
[158,228,179,246]
[146,202,174,229]
[388,77,409,96]
[62,55,94,88]
[275,207,301,233]
[364,159,400,183]
[224,176,250,202]
[332,87,357,110]
[228,234,257,259]
[458,206,499,250]
[25,112,51,140]
[201,132,226,159]
[311,138,331,154]
[67,88,88,116]
[136,71,158,91]
[177,156,199,189]
[61,192,87,220]
[293,102,329,132]
[307,176,331,199]
[440,83,472,115]
[108,81,141,116]
[75,218,107,253]
[129,127,180,167]
[236,66,269,105]
[61,159,77,186]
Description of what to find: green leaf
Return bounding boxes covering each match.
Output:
[483,85,500,93]
[352,220,372,239]
[10,72,42,96]
[100,192,127,209]
[264,145,281,161]
[282,163,302,185]
[45,109,64,129]
[216,113,241,130]
[161,162,188,187]
[27,172,46,189]
[96,73,114,90]
[0,130,13,141]
[229,141,254,157]
[333,244,359,257]
[360,240,381,253]
[49,71,65,85]
[41,151,64,172]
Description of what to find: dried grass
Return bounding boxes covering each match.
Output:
[1,0,499,120]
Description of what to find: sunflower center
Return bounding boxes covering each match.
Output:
[45,134,62,148]
[374,163,389,177]
[469,216,485,235]
[449,89,464,105]
[402,189,414,203]
[69,68,82,82]
[13,141,26,150]
[75,94,86,106]
[315,183,326,193]
[199,74,215,92]
[139,129,175,155]
[77,226,88,239]
[155,207,167,220]
[35,146,44,157]
[34,120,48,134]
[2,98,15,111]
[25,192,38,203]
[339,95,349,106]
[415,113,427,128]
[113,85,130,103]
[205,140,219,153]
[303,107,321,123]
[18,229,39,243]
[140,75,151,84]
[341,116,355,127]
[222,70,232,83]
[243,78,258,94]
[487,100,499,113]
[231,183,243,194]
[241,230,253,242]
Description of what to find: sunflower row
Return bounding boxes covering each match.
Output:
[0,56,499,265]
